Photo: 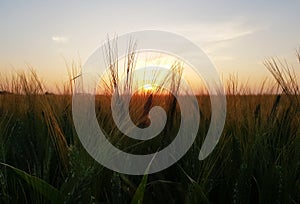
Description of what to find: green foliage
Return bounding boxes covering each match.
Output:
[131,174,148,204]
[0,162,64,204]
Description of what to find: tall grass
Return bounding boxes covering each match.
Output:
[0,44,300,203]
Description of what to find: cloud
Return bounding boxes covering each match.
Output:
[204,29,254,43]
[156,20,264,62]
[173,21,258,44]
[52,36,68,43]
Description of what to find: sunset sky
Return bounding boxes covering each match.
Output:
[0,1,300,91]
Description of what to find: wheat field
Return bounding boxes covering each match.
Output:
[0,49,300,203]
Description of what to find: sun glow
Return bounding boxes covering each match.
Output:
[142,84,155,91]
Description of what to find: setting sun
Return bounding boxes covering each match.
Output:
[143,84,154,90]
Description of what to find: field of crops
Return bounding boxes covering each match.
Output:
[0,52,300,203]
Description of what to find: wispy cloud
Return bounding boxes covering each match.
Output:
[204,28,254,43]
[52,36,68,43]
[154,19,265,63]
[171,21,259,44]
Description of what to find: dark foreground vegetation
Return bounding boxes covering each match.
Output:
[0,49,300,203]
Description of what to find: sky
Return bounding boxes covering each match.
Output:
[0,0,300,92]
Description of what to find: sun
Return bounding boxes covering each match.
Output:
[142,84,155,91]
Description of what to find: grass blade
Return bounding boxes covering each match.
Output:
[0,162,64,204]
[130,174,148,204]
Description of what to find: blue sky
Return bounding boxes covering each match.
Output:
[0,0,300,89]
